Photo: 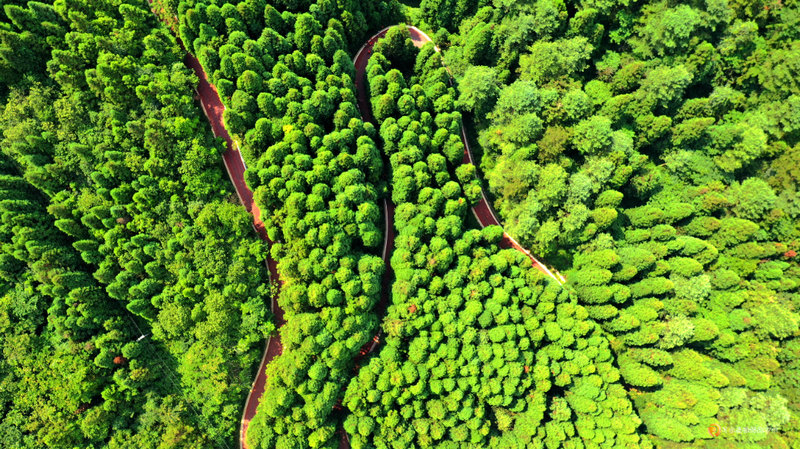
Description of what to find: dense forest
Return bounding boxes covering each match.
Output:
[341,29,644,448]
[431,0,800,447]
[0,0,798,449]
[0,0,272,447]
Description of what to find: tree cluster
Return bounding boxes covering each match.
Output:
[421,1,800,444]
[566,182,799,444]
[342,30,649,449]
[175,1,405,448]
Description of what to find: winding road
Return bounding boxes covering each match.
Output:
[153,2,562,445]
[144,5,289,446]
[337,24,564,448]
[174,27,396,449]
[181,53,286,449]
[185,46,397,449]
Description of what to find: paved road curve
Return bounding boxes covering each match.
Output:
[353,26,563,285]
[148,3,399,448]
[184,51,396,449]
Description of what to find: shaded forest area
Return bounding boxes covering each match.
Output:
[0,1,272,447]
[0,0,798,448]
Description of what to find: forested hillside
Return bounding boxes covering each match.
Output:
[342,28,645,448]
[0,0,798,448]
[0,1,271,446]
[165,1,402,447]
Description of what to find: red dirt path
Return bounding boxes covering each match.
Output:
[185,39,396,449]
[144,4,287,444]
[182,54,286,449]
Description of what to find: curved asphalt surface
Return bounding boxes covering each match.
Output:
[185,53,396,449]
[353,26,562,284]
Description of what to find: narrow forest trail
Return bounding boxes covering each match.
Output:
[353,25,564,285]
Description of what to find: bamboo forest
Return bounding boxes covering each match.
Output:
[0,0,798,448]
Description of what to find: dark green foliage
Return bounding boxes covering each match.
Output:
[0,1,65,87]
[0,1,273,446]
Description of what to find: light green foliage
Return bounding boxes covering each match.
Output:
[638,64,693,110]
[573,115,613,154]
[634,4,703,56]
[562,176,798,444]
[457,65,500,117]
[518,37,594,83]
[491,79,542,118]
[563,88,592,121]
[730,178,778,220]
